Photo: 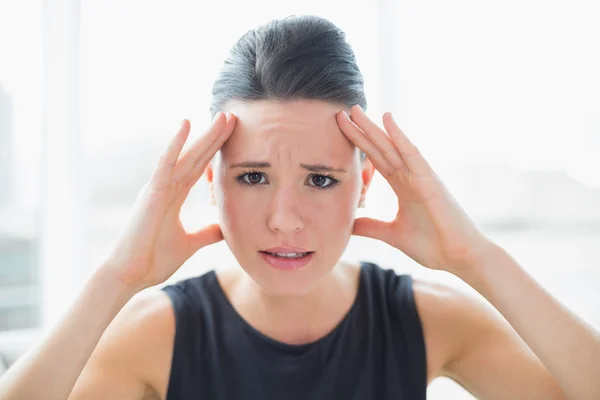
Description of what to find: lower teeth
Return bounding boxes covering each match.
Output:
[268,253,307,258]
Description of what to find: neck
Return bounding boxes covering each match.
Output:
[225,262,358,345]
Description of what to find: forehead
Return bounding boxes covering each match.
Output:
[219,99,355,163]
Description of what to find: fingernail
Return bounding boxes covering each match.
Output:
[212,112,222,123]
[180,119,185,127]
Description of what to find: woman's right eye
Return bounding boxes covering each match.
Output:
[237,172,267,186]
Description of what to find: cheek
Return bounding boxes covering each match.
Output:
[316,188,357,228]
[217,192,255,236]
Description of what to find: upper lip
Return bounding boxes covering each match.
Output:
[262,246,312,253]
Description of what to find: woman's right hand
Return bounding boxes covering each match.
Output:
[103,112,237,293]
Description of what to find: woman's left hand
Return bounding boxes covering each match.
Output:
[337,105,496,275]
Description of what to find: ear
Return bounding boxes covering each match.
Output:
[206,160,216,205]
[358,158,375,205]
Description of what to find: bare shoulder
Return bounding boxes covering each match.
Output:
[410,276,496,386]
[120,288,176,399]
[411,275,566,398]
[69,288,175,400]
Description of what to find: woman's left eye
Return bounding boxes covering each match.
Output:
[308,174,337,189]
[236,171,339,189]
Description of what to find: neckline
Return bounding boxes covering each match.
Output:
[209,261,367,351]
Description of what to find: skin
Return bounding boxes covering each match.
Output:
[204,99,375,344]
[2,99,596,400]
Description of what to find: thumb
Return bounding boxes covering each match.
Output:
[352,217,393,244]
[187,223,224,255]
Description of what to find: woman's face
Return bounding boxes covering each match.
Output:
[206,99,374,297]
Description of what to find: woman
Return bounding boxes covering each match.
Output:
[0,14,597,400]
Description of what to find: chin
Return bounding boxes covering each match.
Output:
[241,252,332,298]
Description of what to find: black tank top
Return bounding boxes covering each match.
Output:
[161,261,427,400]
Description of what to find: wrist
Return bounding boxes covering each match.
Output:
[95,258,145,298]
[453,241,506,288]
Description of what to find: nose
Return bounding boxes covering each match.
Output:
[267,187,304,234]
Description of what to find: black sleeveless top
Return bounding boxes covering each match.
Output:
[161,261,427,400]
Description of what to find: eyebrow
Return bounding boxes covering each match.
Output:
[229,161,347,174]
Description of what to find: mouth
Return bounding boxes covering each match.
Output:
[259,251,314,258]
[258,251,315,270]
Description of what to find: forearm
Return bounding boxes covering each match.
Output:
[458,243,600,400]
[0,261,138,400]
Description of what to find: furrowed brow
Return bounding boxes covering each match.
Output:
[229,161,347,173]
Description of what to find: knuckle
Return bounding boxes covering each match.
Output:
[158,155,176,169]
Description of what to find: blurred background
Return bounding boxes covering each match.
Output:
[0,0,599,398]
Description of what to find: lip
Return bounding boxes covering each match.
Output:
[262,246,312,253]
[259,251,314,270]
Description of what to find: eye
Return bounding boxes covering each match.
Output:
[237,170,267,186]
[235,170,339,190]
[307,174,339,189]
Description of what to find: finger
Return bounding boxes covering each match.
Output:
[352,217,393,244]
[337,110,396,178]
[349,105,408,172]
[183,112,236,186]
[173,112,231,182]
[170,114,236,211]
[150,120,191,187]
[187,223,224,255]
[382,112,434,177]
